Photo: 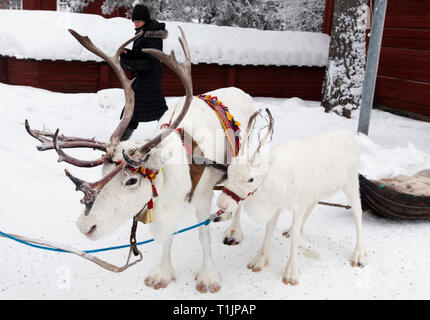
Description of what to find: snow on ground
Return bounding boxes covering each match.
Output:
[0,83,430,300]
[0,10,330,66]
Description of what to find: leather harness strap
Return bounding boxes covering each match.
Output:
[221,187,244,203]
[222,187,257,204]
[213,187,258,219]
[176,128,206,203]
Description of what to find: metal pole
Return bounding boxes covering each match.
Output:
[357,0,388,135]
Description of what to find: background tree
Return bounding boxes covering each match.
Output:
[321,0,367,118]
[66,0,94,12]
[96,0,325,32]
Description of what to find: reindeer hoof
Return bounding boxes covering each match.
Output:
[247,264,262,272]
[283,263,300,286]
[282,278,299,286]
[195,272,221,294]
[146,278,168,289]
[223,237,240,246]
[196,281,221,293]
[350,252,367,268]
[196,281,208,293]
[144,267,176,290]
[247,253,268,272]
[222,228,243,246]
[145,277,175,290]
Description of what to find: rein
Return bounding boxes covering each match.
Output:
[0,217,211,273]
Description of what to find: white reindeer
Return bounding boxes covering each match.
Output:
[215,109,366,285]
[26,28,254,293]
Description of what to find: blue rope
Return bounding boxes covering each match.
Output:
[0,218,211,254]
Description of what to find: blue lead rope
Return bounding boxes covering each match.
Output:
[0,218,211,254]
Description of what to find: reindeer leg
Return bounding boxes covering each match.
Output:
[222,205,243,246]
[282,207,305,286]
[342,175,367,267]
[247,209,281,272]
[144,236,176,289]
[282,201,317,238]
[194,197,221,293]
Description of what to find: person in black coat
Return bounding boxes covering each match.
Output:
[119,4,168,141]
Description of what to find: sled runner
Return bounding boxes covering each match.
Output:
[359,172,430,220]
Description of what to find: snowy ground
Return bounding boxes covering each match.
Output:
[1,83,430,300]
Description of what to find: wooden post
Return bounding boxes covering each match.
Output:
[322,0,335,35]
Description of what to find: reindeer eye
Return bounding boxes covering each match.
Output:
[248,178,254,183]
[143,153,150,162]
[125,178,138,186]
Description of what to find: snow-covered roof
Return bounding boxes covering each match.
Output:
[0,10,330,67]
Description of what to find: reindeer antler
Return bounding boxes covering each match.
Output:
[254,108,274,155]
[25,28,195,216]
[26,30,143,166]
[65,162,125,215]
[67,29,142,147]
[124,27,193,164]
[242,110,261,147]
[25,120,107,152]
[252,108,274,159]
[24,30,144,212]
[241,109,274,160]
[52,129,106,167]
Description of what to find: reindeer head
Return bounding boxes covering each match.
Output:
[71,142,157,240]
[216,109,274,216]
[26,27,193,240]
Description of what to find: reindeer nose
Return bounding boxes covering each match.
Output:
[86,224,97,236]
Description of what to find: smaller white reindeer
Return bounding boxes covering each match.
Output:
[215,109,366,285]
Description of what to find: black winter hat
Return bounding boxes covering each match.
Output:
[132,4,150,22]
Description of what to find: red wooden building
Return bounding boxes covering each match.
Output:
[0,0,327,101]
[21,0,126,17]
[372,0,430,120]
[1,0,429,120]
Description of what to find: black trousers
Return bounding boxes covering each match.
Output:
[128,120,139,130]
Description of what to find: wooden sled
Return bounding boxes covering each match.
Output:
[359,174,430,220]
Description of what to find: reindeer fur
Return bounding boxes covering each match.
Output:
[216,129,366,285]
[76,87,255,293]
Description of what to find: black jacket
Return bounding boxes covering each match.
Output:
[120,20,168,122]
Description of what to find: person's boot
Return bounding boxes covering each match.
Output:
[120,127,135,141]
